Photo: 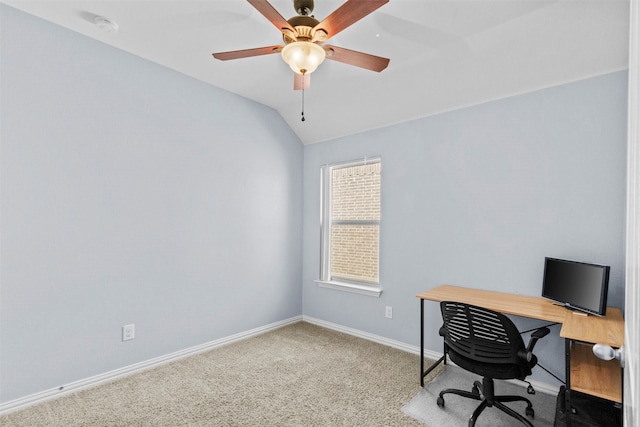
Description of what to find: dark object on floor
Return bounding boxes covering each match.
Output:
[553,385,622,427]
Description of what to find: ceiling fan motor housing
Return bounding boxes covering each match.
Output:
[284,15,322,44]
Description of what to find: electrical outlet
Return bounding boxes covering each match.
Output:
[385,306,393,319]
[122,324,135,341]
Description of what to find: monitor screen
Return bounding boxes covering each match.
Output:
[541,257,610,316]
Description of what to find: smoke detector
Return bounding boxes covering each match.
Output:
[94,16,118,33]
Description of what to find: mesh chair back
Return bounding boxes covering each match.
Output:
[440,301,527,365]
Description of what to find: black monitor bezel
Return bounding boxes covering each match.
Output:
[541,257,610,317]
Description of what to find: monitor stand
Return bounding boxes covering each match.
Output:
[552,301,589,316]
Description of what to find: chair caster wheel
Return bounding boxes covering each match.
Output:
[471,385,480,396]
[525,406,534,418]
[437,396,445,407]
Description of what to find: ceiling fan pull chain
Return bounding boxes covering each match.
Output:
[301,72,306,122]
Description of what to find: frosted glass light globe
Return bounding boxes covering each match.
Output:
[281,42,326,75]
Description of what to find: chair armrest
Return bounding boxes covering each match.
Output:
[526,327,550,353]
[531,327,550,340]
[517,349,533,362]
[517,327,550,362]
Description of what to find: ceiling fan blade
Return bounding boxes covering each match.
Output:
[293,73,311,90]
[314,0,388,40]
[247,0,297,34]
[212,45,282,61]
[324,45,389,72]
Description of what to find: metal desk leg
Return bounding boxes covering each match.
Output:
[565,338,572,427]
[421,298,424,386]
[420,298,446,387]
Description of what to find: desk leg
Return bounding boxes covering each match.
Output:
[420,298,424,387]
[565,338,572,427]
[420,298,446,387]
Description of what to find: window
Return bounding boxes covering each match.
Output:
[317,158,382,297]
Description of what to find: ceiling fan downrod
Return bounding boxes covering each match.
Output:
[294,0,314,16]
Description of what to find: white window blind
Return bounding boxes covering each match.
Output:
[318,157,382,297]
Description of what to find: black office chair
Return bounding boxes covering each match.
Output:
[437,301,550,427]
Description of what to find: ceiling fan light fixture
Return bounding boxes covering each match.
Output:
[281,41,326,75]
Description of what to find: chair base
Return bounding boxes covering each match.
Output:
[437,377,535,427]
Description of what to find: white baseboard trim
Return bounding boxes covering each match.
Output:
[301,315,561,397]
[2,315,560,416]
[512,377,560,397]
[302,315,441,360]
[0,315,302,416]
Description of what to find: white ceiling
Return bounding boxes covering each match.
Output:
[3,0,630,144]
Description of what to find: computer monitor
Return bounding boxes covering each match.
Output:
[541,257,610,316]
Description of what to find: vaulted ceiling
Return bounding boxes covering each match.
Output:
[3,1,630,144]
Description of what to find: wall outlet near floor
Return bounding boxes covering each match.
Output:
[385,306,393,319]
[122,324,135,341]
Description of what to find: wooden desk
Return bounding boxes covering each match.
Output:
[561,307,624,403]
[417,284,568,323]
[560,307,624,348]
[417,285,624,423]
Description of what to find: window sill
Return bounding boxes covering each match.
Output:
[314,280,383,297]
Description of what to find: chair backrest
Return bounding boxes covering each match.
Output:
[440,301,527,365]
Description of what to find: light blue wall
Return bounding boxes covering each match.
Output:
[302,71,628,385]
[0,5,303,403]
[0,2,629,405]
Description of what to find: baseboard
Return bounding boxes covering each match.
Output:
[0,315,302,416]
[301,315,561,397]
[513,377,561,397]
[302,315,442,360]
[2,315,560,415]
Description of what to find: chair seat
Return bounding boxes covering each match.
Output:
[448,349,537,380]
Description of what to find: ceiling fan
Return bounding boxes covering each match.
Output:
[212,0,390,91]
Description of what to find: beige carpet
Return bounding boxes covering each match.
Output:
[1,322,443,426]
[403,365,557,426]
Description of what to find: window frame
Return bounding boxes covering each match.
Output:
[315,157,382,297]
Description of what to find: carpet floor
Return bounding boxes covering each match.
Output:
[1,322,444,427]
[403,364,557,426]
